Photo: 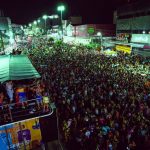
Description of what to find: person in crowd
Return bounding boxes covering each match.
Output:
[43,92,50,112]
[35,82,43,110]
[6,81,14,103]
[0,91,4,107]
[16,85,27,109]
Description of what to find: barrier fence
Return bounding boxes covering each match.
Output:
[0,98,53,127]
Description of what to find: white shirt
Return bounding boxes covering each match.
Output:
[6,82,13,92]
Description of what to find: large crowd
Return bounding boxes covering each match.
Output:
[25,37,150,150]
[1,37,150,150]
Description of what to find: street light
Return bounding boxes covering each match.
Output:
[43,15,48,20]
[49,15,59,19]
[97,32,103,51]
[54,15,59,19]
[34,21,37,25]
[29,23,32,27]
[48,15,59,19]
[57,5,65,13]
[37,19,41,23]
[21,26,23,30]
[57,5,65,39]
[42,15,48,33]
[49,16,54,19]
[97,32,102,36]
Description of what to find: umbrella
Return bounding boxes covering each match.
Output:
[0,55,41,82]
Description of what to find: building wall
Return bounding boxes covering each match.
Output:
[116,1,150,35]
[75,25,88,37]
[70,24,115,37]
[117,15,150,33]
[117,1,150,17]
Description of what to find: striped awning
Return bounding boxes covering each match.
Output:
[0,55,40,82]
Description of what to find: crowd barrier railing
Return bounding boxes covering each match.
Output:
[0,98,53,127]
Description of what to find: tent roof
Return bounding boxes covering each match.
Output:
[0,55,40,82]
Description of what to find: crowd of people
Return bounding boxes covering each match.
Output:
[1,36,150,149]
[26,38,150,150]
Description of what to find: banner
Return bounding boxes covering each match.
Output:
[0,118,42,149]
[131,34,150,44]
[116,44,132,54]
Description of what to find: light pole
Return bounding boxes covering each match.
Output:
[97,32,103,51]
[57,5,65,40]
[42,15,48,34]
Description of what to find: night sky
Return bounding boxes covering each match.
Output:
[0,0,139,25]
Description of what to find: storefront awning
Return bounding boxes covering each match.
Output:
[0,55,40,82]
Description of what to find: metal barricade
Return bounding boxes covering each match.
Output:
[0,98,53,127]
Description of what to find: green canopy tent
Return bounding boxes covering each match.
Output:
[0,55,40,82]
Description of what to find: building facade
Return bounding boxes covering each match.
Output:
[115,0,150,56]
[66,24,116,37]
[116,0,150,41]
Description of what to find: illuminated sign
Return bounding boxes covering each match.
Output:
[88,27,95,35]
[131,34,150,44]
[116,45,132,54]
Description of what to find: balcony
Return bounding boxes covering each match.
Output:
[0,98,53,126]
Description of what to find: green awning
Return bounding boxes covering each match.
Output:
[0,55,41,82]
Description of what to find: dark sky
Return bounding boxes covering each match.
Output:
[0,0,138,25]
